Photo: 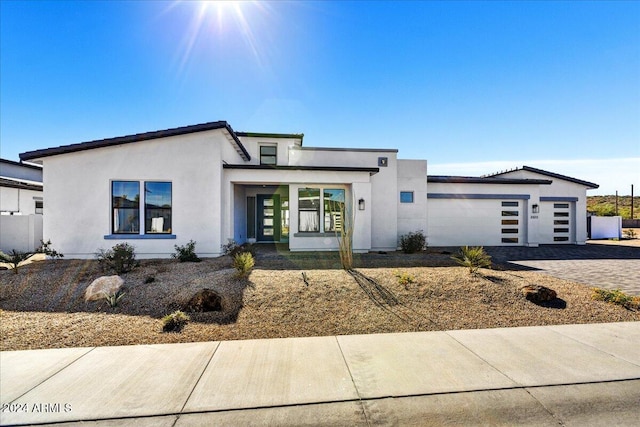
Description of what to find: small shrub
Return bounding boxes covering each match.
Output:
[144,276,156,284]
[452,246,492,274]
[591,288,640,310]
[623,229,637,239]
[233,252,255,278]
[221,239,256,257]
[104,290,126,308]
[173,240,201,262]
[162,310,190,332]
[36,239,64,259]
[0,250,33,274]
[399,230,426,254]
[96,243,138,275]
[395,271,416,289]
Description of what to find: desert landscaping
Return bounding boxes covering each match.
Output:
[1,246,638,351]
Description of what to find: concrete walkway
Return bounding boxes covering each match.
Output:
[1,322,639,426]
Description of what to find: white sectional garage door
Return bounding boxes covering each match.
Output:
[427,198,525,246]
[539,201,574,244]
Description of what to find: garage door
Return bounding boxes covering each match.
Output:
[427,198,525,246]
[539,201,574,244]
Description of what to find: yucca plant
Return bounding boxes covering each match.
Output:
[451,246,492,274]
[233,252,255,278]
[103,290,126,308]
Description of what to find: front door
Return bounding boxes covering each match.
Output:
[257,195,280,241]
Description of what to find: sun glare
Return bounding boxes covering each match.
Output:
[171,0,268,73]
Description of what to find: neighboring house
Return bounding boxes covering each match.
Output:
[19,121,597,258]
[0,159,44,252]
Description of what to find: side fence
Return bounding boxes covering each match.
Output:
[0,214,43,253]
[622,219,640,228]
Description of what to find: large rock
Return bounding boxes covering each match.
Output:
[183,289,223,312]
[85,275,124,301]
[521,284,557,303]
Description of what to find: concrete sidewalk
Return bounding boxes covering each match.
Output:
[1,322,639,426]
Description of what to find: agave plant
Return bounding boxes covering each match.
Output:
[451,246,492,274]
[103,290,126,308]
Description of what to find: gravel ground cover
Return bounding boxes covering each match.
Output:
[1,248,638,351]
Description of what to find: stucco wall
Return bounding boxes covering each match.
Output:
[0,214,43,253]
[397,159,428,242]
[40,130,230,258]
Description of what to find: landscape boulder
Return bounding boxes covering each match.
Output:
[85,275,124,301]
[183,289,223,312]
[521,284,557,303]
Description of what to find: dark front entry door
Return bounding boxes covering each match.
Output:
[257,194,280,241]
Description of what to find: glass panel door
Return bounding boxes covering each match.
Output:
[257,195,280,241]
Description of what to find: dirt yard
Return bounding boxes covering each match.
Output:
[1,248,638,351]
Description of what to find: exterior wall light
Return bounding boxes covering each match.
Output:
[532,204,539,214]
[358,198,365,210]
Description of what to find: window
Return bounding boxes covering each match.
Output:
[298,188,320,232]
[554,212,569,217]
[324,189,345,232]
[502,228,519,234]
[554,203,569,209]
[400,191,414,203]
[502,211,519,216]
[112,181,140,234]
[144,182,172,233]
[502,237,519,243]
[501,201,519,207]
[260,146,277,165]
[554,228,569,233]
[112,181,172,235]
[554,220,569,225]
[35,201,43,214]
[502,219,518,225]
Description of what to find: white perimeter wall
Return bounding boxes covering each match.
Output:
[0,214,43,253]
[397,160,427,241]
[0,187,42,215]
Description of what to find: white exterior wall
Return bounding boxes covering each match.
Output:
[289,148,399,250]
[39,130,235,258]
[397,159,428,242]
[427,182,541,247]
[0,186,43,215]
[223,168,373,252]
[498,170,590,244]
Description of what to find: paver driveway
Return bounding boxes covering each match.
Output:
[484,243,640,296]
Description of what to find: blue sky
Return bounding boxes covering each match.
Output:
[1,0,638,195]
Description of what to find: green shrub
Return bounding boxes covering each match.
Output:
[395,271,416,288]
[96,243,138,274]
[222,240,256,257]
[399,230,426,254]
[36,239,64,259]
[233,252,255,278]
[104,290,126,308]
[162,310,190,333]
[173,240,201,262]
[451,246,492,274]
[0,250,33,274]
[591,288,640,310]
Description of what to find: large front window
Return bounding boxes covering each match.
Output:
[112,180,172,235]
[298,187,346,233]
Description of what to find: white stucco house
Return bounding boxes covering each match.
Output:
[18,121,598,258]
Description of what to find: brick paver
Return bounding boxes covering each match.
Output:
[484,243,640,296]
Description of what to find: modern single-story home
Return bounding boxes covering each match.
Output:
[19,121,598,258]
